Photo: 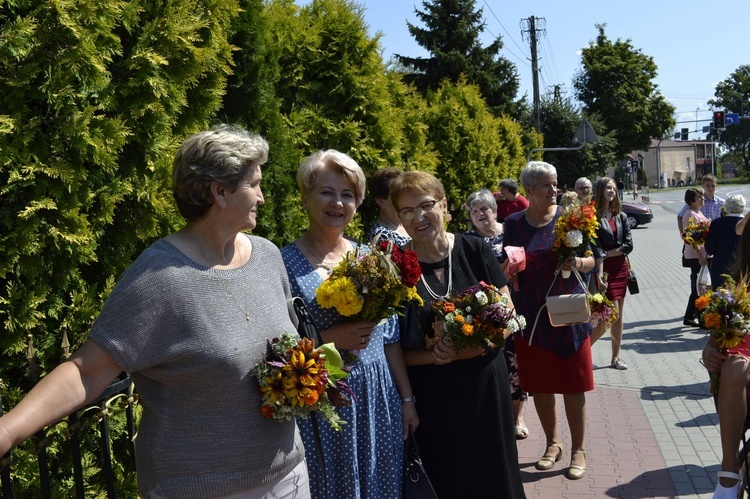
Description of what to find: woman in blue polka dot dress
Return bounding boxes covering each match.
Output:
[281,149,419,499]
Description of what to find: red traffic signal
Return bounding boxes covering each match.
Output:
[713,111,725,130]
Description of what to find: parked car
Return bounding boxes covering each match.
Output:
[621,202,653,229]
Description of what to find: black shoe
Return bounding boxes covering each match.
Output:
[683,319,700,327]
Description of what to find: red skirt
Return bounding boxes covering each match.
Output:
[516,336,594,394]
[603,254,628,301]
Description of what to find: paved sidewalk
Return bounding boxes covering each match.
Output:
[519,201,722,498]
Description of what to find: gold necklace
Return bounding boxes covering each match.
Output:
[299,236,345,266]
[188,230,250,321]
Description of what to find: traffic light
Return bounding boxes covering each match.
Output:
[713,111,725,130]
[680,128,689,141]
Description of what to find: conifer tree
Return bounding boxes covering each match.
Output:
[0,0,238,493]
[396,0,519,116]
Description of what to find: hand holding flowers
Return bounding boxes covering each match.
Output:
[252,333,355,430]
[432,281,526,353]
[589,292,618,329]
[552,200,599,276]
[682,218,711,249]
[695,276,750,393]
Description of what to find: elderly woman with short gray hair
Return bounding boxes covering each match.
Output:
[503,161,595,480]
[706,194,746,289]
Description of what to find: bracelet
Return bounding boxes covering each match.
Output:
[402,396,417,403]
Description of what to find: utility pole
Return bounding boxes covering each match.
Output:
[522,16,545,132]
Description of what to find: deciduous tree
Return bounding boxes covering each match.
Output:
[573,24,675,158]
[708,65,750,174]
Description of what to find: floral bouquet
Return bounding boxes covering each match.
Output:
[589,292,618,329]
[682,218,711,249]
[432,281,526,353]
[695,276,750,394]
[252,333,355,431]
[552,200,599,277]
[316,240,423,322]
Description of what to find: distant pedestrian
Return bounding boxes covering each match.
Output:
[494,178,529,222]
[574,177,592,202]
[590,177,633,370]
[705,195,745,289]
[616,179,625,201]
[681,188,709,327]
[677,174,725,232]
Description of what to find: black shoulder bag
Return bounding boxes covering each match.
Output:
[403,428,438,499]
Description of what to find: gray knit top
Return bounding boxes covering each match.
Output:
[89,235,304,498]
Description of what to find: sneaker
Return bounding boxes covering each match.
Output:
[611,357,628,370]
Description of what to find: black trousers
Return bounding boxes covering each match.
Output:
[684,258,702,320]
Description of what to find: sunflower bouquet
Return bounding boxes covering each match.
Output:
[589,292,618,329]
[432,281,526,353]
[682,218,711,249]
[252,333,354,431]
[695,276,750,393]
[552,200,599,275]
[316,240,423,322]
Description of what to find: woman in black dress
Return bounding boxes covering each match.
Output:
[392,171,525,499]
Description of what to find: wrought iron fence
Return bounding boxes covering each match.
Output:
[0,372,138,498]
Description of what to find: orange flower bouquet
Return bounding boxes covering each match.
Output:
[695,276,750,393]
[432,282,526,353]
[252,333,354,430]
[552,200,599,277]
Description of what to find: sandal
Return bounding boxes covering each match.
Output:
[713,471,741,498]
[535,442,563,470]
[566,449,587,480]
[515,422,529,440]
[611,357,628,370]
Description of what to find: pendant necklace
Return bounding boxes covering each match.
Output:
[416,237,453,301]
[299,237,344,267]
[189,231,251,321]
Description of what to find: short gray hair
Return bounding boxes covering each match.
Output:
[725,194,746,214]
[498,178,519,195]
[464,189,497,218]
[575,177,592,189]
[520,161,557,189]
[172,124,269,221]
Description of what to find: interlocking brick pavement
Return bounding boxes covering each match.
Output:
[518,198,723,498]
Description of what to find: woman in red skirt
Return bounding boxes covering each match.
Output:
[503,162,595,481]
[590,177,633,370]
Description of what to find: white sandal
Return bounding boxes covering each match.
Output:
[713,471,742,499]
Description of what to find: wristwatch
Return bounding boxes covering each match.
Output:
[402,396,417,403]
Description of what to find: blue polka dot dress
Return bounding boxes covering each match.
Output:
[280,243,403,499]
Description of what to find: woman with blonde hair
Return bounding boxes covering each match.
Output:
[590,177,633,370]
[281,150,418,499]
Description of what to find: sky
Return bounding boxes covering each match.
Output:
[303,0,749,140]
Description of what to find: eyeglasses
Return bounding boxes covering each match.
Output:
[399,199,439,221]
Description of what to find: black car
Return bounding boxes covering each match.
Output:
[621,202,653,229]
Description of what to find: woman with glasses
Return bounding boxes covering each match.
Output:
[463,189,529,440]
[392,172,526,498]
[280,150,417,499]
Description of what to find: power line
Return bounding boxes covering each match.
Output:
[481,0,528,56]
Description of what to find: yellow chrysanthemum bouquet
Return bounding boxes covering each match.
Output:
[251,333,354,430]
[696,276,750,393]
[316,241,423,322]
[589,292,618,329]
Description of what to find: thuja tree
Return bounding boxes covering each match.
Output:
[424,78,526,228]
[0,0,238,494]
[262,0,437,238]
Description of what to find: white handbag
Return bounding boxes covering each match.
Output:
[528,266,591,345]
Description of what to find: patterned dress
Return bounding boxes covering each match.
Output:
[503,207,594,394]
[280,243,403,499]
[367,222,411,247]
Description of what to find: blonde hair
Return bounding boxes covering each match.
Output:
[297,150,366,205]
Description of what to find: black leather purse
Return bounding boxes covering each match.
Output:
[287,296,324,345]
[626,258,640,295]
[403,428,438,499]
